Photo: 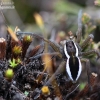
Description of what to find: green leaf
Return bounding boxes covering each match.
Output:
[9,58,18,68]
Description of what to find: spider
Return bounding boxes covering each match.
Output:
[16,10,100,84]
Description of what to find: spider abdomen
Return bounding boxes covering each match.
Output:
[66,57,82,82]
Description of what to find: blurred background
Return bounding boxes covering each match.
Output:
[1,0,100,41]
[0,0,100,37]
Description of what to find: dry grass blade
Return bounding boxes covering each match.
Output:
[40,53,62,98]
[36,53,53,84]
[7,27,19,42]
[42,53,53,74]
[34,13,44,29]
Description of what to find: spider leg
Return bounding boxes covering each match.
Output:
[81,49,100,60]
[81,58,92,91]
[32,33,63,58]
[45,61,66,85]
[81,34,94,49]
[29,52,60,60]
[76,10,82,43]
